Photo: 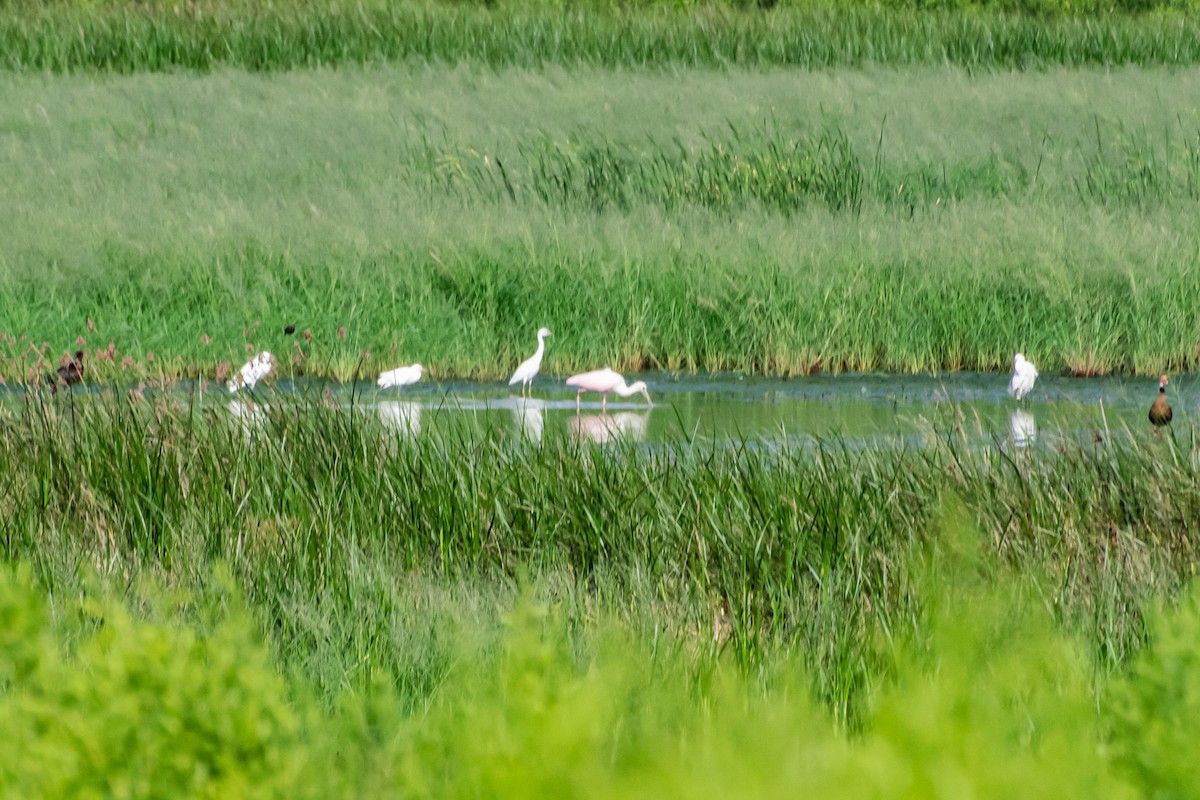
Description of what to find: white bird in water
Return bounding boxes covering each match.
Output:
[565,367,652,412]
[378,363,425,389]
[508,327,552,396]
[228,351,274,393]
[1008,353,1038,401]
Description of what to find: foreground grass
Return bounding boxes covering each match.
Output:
[5,0,1200,73]
[2,448,1200,796]
[2,66,1200,378]
[4,393,1199,711]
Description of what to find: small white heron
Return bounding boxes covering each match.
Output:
[377,363,425,389]
[565,367,652,412]
[1008,353,1038,401]
[228,351,275,393]
[508,327,552,396]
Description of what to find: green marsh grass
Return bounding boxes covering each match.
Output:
[3,436,1200,796]
[4,392,1200,708]
[5,0,1200,73]
[3,67,1200,378]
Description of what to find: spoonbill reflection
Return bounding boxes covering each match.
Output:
[378,363,425,389]
[512,397,545,442]
[1008,353,1038,401]
[228,351,274,393]
[569,412,650,444]
[379,400,421,437]
[508,327,552,396]
[1009,409,1036,448]
[565,368,652,412]
[1150,374,1173,427]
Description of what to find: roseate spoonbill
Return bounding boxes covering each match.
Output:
[48,350,84,394]
[508,327,552,396]
[1150,374,1173,426]
[378,363,425,389]
[569,412,650,444]
[227,351,274,393]
[1008,353,1038,401]
[565,368,652,412]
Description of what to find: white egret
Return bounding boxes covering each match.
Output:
[378,363,425,389]
[565,367,652,412]
[508,327,552,396]
[1008,353,1038,401]
[228,351,274,393]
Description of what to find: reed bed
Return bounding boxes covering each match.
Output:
[4,1,1200,73]
[3,392,1198,707]
[4,67,1200,379]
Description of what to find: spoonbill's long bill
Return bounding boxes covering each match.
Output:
[565,367,652,412]
[378,363,425,389]
[508,327,552,396]
[1008,353,1038,401]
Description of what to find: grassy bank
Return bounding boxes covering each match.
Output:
[2,67,1200,378]
[5,0,1200,73]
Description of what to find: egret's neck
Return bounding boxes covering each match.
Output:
[533,335,546,359]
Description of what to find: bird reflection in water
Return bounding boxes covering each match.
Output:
[378,401,421,438]
[512,397,545,443]
[1009,409,1036,448]
[228,399,268,438]
[570,411,650,444]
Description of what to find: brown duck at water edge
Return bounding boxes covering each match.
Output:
[47,350,84,394]
[1149,374,1173,427]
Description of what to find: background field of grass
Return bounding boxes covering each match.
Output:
[6,0,1200,73]
[2,66,1199,378]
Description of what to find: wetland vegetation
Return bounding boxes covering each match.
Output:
[4,0,1200,793]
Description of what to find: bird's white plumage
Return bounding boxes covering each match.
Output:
[565,367,652,410]
[1008,353,1038,400]
[508,327,552,392]
[228,351,274,393]
[378,363,425,389]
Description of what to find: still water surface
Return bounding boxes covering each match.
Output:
[222,372,1184,448]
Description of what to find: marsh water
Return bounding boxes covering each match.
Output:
[218,372,1184,448]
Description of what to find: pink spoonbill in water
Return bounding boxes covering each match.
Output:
[565,367,652,412]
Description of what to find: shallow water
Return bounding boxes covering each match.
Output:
[220,371,1187,448]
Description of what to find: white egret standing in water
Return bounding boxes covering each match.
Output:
[228,351,274,393]
[508,327,552,396]
[1008,353,1038,401]
[378,363,425,389]
[565,368,652,412]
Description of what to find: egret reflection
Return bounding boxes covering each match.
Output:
[228,399,267,438]
[379,401,421,437]
[570,411,650,444]
[1009,409,1036,448]
[512,397,545,442]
